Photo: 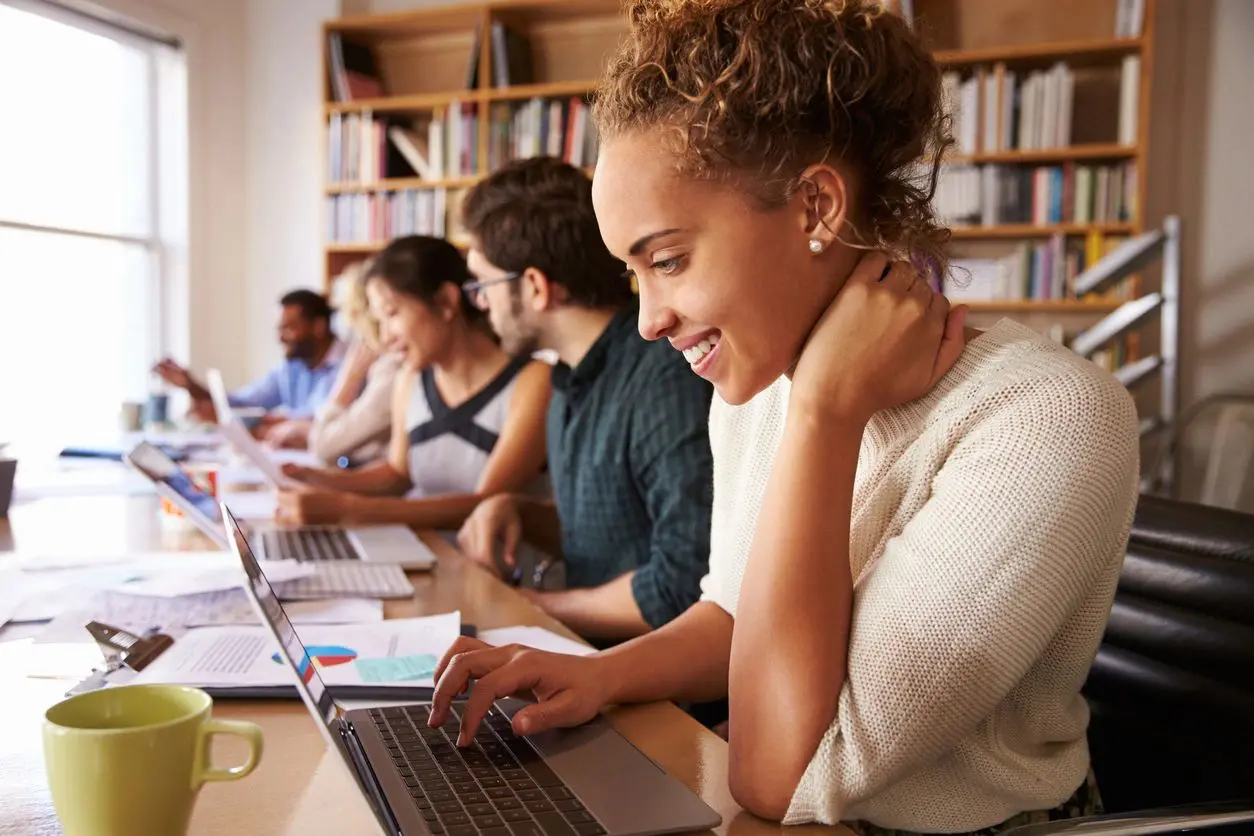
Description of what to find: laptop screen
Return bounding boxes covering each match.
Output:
[225,504,337,729]
[127,442,222,525]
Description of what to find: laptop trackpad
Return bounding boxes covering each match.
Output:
[504,701,718,835]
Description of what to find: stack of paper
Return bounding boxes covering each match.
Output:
[132,612,463,690]
[480,626,593,657]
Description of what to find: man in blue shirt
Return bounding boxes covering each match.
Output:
[154,290,344,446]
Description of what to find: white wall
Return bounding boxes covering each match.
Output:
[1146,0,1254,500]
[243,0,338,381]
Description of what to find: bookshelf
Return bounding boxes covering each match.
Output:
[319,0,1155,333]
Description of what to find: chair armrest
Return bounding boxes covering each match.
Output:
[1003,801,1254,836]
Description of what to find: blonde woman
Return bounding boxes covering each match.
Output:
[308,262,404,465]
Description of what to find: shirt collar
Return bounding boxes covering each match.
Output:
[551,301,639,394]
[297,337,346,371]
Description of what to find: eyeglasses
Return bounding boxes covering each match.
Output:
[461,272,523,309]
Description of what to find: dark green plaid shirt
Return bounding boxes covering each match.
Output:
[546,302,714,628]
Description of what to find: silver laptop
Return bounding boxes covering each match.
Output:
[125,441,434,571]
[227,505,722,836]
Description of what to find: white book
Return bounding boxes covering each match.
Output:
[981,165,1000,226]
[1115,0,1130,37]
[428,117,444,181]
[1118,56,1141,145]
[982,70,999,152]
[1128,0,1146,37]
[959,76,980,154]
[435,187,447,238]
[446,102,461,178]
[1057,65,1075,148]
[328,113,341,182]
[1041,66,1060,149]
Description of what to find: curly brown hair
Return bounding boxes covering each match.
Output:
[594,0,951,273]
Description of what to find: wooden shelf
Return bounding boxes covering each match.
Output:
[325,177,480,194]
[964,300,1123,313]
[484,80,597,103]
[934,37,1142,68]
[326,243,386,254]
[326,240,469,254]
[948,144,1138,165]
[325,91,479,115]
[950,222,1135,239]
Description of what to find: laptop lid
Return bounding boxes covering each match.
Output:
[205,368,233,424]
[124,442,229,548]
[226,503,400,833]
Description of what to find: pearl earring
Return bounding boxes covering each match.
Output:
[808,239,824,254]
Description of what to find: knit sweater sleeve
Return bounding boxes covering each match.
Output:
[783,369,1140,825]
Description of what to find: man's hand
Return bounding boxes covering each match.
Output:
[430,637,616,745]
[152,358,193,390]
[457,495,523,577]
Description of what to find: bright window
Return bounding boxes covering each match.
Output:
[0,1,187,453]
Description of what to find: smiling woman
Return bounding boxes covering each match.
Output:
[427,2,1140,834]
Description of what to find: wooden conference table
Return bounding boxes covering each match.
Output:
[0,495,849,836]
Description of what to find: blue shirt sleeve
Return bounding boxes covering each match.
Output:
[288,366,339,419]
[228,367,284,411]
[627,353,715,627]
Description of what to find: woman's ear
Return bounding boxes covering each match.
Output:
[796,163,851,252]
[437,281,462,321]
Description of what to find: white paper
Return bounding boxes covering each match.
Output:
[2,556,238,624]
[218,489,277,521]
[218,422,297,489]
[116,559,314,598]
[33,591,384,641]
[132,612,462,689]
[479,626,593,657]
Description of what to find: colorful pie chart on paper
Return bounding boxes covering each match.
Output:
[272,645,359,683]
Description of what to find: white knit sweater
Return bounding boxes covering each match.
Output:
[700,320,1140,832]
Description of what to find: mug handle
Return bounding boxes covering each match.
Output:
[193,718,264,786]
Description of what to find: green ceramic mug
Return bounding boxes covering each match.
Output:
[43,684,263,836]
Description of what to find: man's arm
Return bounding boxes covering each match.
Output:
[229,367,284,411]
[524,572,649,640]
[529,358,714,640]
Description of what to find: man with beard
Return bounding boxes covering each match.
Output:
[456,157,714,643]
[153,289,344,447]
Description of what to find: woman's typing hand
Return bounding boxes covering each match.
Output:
[429,637,616,745]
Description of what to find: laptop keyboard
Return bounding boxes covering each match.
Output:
[263,528,358,561]
[277,562,415,600]
[369,704,606,836]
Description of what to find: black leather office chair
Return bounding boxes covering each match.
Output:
[1009,495,1254,835]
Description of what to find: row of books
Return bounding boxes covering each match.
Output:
[325,190,451,244]
[935,162,1137,228]
[485,98,599,171]
[945,232,1133,303]
[326,97,601,186]
[327,104,481,184]
[943,57,1140,154]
